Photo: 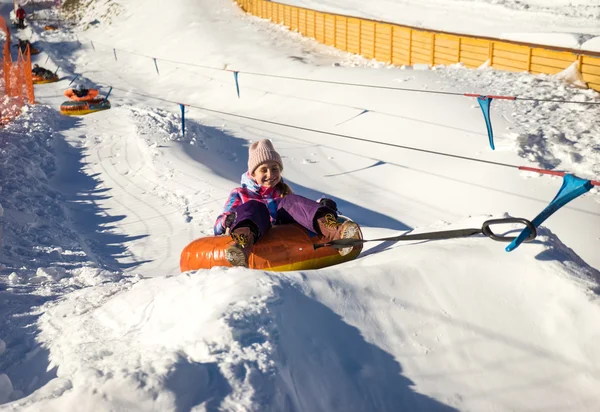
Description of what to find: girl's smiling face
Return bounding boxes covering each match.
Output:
[252,161,282,188]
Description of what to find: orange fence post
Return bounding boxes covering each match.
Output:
[0,15,35,125]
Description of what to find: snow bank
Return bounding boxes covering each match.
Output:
[0,103,139,406]
[5,217,600,411]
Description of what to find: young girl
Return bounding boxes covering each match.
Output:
[214,139,359,267]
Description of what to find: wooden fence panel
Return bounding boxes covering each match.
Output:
[434,34,459,65]
[315,12,325,42]
[347,18,361,54]
[494,42,529,54]
[459,39,489,67]
[582,55,600,75]
[291,8,299,30]
[325,14,336,46]
[284,5,292,27]
[435,56,457,66]
[335,16,347,50]
[306,10,315,38]
[375,23,392,62]
[411,31,433,64]
[530,55,574,71]
[435,35,459,50]
[461,55,488,68]
[360,20,375,59]
[391,27,411,65]
[298,8,307,34]
[494,49,529,62]
[529,63,567,75]
[583,72,600,90]
[532,48,576,62]
[493,56,528,71]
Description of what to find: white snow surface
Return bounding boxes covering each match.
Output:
[1,0,600,411]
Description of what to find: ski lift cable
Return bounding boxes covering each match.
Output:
[86,40,600,106]
[107,85,600,185]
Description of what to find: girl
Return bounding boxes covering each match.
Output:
[214,139,359,267]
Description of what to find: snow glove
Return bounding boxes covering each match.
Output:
[318,197,338,213]
[223,212,236,235]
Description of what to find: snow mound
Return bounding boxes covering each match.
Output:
[6,217,600,411]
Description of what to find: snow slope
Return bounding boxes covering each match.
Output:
[1,0,600,410]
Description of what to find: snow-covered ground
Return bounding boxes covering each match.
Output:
[1,0,599,410]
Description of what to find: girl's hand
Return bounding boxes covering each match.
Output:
[224,212,236,229]
[318,198,338,213]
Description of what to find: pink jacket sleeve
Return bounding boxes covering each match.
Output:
[213,189,242,235]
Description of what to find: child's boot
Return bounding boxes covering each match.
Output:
[226,226,255,267]
[315,213,360,256]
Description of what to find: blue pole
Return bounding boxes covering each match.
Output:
[101,86,113,103]
[233,71,240,98]
[476,96,495,150]
[506,174,593,252]
[180,104,186,137]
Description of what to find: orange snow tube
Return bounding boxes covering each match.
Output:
[180,221,363,272]
[60,98,111,116]
[64,88,100,101]
[33,74,58,84]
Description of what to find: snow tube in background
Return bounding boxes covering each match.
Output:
[180,219,363,272]
[64,88,100,101]
[33,74,58,84]
[60,98,111,116]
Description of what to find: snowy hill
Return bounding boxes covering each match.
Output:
[1,0,600,410]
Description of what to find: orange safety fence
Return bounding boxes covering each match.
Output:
[0,16,35,126]
[235,0,600,93]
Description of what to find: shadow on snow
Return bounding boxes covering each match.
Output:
[51,136,150,271]
[177,121,410,231]
[266,283,457,411]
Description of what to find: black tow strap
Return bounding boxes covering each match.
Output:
[314,217,537,250]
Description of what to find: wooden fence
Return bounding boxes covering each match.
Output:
[234,0,600,92]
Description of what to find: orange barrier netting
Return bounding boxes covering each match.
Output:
[1,16,35,126]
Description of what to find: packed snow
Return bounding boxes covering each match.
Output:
[1,0,599,410]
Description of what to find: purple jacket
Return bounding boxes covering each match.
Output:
[214,173,286,235]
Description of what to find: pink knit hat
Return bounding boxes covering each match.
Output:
[248,139,283,173]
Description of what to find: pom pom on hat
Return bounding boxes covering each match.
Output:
[248,139,283,173]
